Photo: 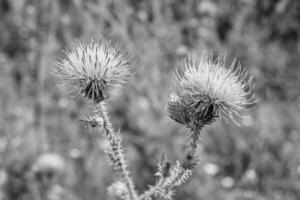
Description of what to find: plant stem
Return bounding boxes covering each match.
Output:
[138,179,164,200]
[139,128,201,200]
[188,127,201,155]
[95,102,138,200]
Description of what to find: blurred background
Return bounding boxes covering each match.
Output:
[0,0,300,199]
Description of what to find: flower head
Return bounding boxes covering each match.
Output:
[31,153,66,175]
[53,39,133,103]
[168,51,255,130]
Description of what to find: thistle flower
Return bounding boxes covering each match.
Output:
[168,51,255,130]
[53,39,133,103]
[31,153,66,176]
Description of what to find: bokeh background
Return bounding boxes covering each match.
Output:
[0,0,300,199]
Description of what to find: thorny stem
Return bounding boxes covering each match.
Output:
[139,128,200,200]
[138,179,164,200]
[163,165,192,189]
[188,126,201,155]
[139,163,192,200]
[95,102,138,200]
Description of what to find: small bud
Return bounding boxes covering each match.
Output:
[156,153,171,178]
[181,151,199,170]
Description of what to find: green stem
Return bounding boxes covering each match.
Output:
[138,179,164,200]
[189,127,201,154]
[95,103,138,200]
[139,128,201,200]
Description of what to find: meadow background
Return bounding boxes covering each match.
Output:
[0,0,300,199]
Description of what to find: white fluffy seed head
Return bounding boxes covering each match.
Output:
[53,39,133,103]
[168,51,256,129]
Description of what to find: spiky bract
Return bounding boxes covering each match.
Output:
[54,39,133,103]
[168,51,255,130]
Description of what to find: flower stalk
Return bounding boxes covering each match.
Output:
[95,103,138,200]
[138,161,192,200]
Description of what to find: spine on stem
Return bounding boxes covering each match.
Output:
[96,103,138,200]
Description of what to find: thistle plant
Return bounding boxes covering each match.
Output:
[54,38,255,200]
[54,39,137,200]
[138,52,255,200]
